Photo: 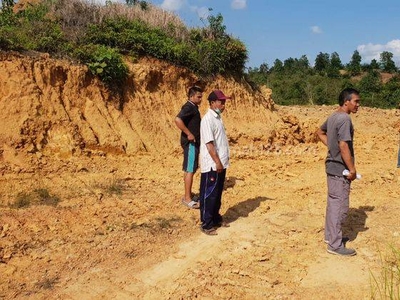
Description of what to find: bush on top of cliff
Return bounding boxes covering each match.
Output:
[0,0,248,84]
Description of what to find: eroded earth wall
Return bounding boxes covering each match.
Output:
[0,51,282,172]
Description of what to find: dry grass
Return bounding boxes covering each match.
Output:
[48,0,189,41]
[371,246,400,299]
[9,188,60,208]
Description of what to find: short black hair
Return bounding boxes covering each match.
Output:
[188,86,203,98]
[339,88,359,106]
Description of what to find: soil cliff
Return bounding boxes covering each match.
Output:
[0,51,287,172]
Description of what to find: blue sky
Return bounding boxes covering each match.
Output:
[101,0,400,69]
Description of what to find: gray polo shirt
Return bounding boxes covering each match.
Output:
[320,111,354,176]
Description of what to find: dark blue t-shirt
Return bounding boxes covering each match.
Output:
[177,101,200,147]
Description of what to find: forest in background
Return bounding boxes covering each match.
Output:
[247,51,400,108]
[1,0,400,108]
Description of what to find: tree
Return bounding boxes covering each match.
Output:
[298,55,310,71]
[327,52,342,78]
[370,59,379,70]
[347,50,362,76]
[259,62,269,74]
[357,70,382,107]
[380,51,397,73]
[246,63,269,86]
[207,12,227,40]
[1,0,15,9]
[314,52,330,74]
[272,59,283,73]
[330,52,342,69]
[381,75,400,107]
[0,0,16,27]
[126,0,149,10]
[283,57,296,72]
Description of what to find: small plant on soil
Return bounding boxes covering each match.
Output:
[155,217,181,229]
[10,192,32,208]
[35,276,59,290]
[9,188,60,208]
[105,179,125,196]
[370,246,400,299]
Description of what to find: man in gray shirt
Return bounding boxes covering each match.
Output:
[317,88,361,256]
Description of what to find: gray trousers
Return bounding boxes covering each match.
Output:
[325,175,350,250]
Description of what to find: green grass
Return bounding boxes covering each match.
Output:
[371,246,400,299]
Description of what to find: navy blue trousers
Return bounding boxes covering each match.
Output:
[199,169,226,230]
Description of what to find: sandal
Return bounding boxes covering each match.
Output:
[214,221,230,228]
[181,199,200,209]
[201,227,218,235]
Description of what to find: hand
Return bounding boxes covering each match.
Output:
[187,133,195,143]
[216,161,223,173]
[346,171,357,181]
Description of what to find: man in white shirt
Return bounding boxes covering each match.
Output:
[199,90,231,235]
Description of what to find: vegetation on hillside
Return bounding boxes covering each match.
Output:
[1,0,399,108]
[0,0,247,86]
[247,50,400,108]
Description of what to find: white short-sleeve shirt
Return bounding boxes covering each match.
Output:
[200,109,230,173]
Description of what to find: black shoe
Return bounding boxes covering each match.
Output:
[327,247,356,256]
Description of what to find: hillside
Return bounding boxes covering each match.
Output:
[1,51,400,299]
[0,51,280,168]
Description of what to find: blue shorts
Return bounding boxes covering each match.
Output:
[182,143,199,173]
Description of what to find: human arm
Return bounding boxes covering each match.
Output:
[205,141,224,173]
[316,128,328,146]
[175,117,195,142]
[339,140,357,181]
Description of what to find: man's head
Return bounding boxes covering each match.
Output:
[207,90,230,114]
[339,88,360,114]
[188,86,203,105]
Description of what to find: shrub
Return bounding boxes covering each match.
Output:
[74,44,128,87]
[1,0,248,82]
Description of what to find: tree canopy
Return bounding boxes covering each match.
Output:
[247,50,400,109]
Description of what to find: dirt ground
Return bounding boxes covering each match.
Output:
[1,104,400,299]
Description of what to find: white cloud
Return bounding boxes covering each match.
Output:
[231,0,247,10]
[310,26,322,34]
[160,0,186,11]
[357,39,400,65]
[190,6,209,20]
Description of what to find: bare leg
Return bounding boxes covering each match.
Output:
[183,172,194,202]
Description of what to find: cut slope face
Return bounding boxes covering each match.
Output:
[0,52,280,172]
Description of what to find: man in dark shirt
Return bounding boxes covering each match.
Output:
[175,86,203,209]
[317,88,361,256]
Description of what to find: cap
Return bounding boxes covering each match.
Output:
[207,90,231,101]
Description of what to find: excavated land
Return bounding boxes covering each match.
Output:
[1,51,400,299]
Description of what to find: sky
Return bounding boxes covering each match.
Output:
[93,0,400,69]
